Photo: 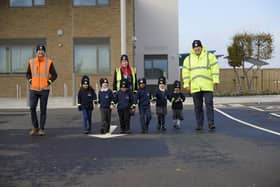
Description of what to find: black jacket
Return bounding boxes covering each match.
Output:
[169,92,185,110]
[78,86,97,110]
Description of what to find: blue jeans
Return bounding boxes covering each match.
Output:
[139,107,152,131]
[192,91,214,127]
[29,89,49,129]
[82,109,92,131]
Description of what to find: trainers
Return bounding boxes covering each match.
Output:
[38,129,46,136]
[209,124,216,130]
[29,128,39,136]
[195,126,202,131]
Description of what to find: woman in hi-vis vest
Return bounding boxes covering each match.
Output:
[26,44,57,136]
[113,54,137,93]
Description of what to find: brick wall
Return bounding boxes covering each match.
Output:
[0,0,134,97]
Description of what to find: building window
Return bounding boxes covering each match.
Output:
[0,39,45,74]
[73,0,109,6]
[10,0,46,7]
[144,55,168,79]
[74,38,110,74]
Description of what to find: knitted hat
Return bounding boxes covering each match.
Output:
[36,44,46,52]
[158,76,166,85]
[138,78,146,85]
[81,75,90,85]
[120,79,129,88]
[99,78,109,86]
[192,40,202,48]
[120,54,129,61]
[173,80,181,89]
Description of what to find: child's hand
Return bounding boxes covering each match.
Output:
[77,104,82,111]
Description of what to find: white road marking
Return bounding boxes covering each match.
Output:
[270,113,280,118]
[248,106,265,112]
[228,104,244,107]
[214,104,226,108]
[88,125,127,139]
[214,108,280,136]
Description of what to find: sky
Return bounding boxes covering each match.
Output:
[178,0,280,68]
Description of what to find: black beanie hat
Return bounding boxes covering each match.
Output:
[120,54,129,61]
[120,79,129,88]
[100,78,109,86]
[158,76,166,85]
[81,75,90,85]
[173,80,181,89]
[192,40,202,48]
[138,78,146,85]
[36,44,46,52]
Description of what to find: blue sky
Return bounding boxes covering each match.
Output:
[179,0,280,68]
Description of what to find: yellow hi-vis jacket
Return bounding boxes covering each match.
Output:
[115,67,137,91]
[182,47,220,94]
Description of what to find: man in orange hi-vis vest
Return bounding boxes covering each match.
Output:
[26,44,57,136]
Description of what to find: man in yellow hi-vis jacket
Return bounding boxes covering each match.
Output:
[182,40,220,131]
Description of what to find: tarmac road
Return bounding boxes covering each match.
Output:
[0,102,280,187]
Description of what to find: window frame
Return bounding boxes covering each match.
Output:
[72,0,110,7]
[9,0,46,7]
[144,54,169,79]
[73,38,111,75]
[0,39,46,75]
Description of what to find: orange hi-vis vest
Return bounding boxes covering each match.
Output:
[29,57,52,91]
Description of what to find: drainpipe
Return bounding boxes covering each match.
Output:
[121,0,126,55]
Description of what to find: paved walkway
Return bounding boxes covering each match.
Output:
[0,95,279,109]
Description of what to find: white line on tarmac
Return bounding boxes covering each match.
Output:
[214,108,280,136]
[248,106,265,112]
[270,113,280,118]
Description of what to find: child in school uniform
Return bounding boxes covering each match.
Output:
[77,75,97,134]
[136,78,152,133]
[153,76,169,131]
[169,80,185,129]
[98,78,114,134]
[114,79,136,133]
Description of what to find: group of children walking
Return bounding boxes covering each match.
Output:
[77,75,185,134]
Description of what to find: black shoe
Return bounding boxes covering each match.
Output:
[84,130,89,134]
[162,126,167,131]
[195,126,202,131]
[209,124,216,130]
[100,129,105,134]
[157,124,161,130]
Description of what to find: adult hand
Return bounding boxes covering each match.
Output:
[214,83,218,90]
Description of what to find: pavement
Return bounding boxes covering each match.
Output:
[0,94,280,109]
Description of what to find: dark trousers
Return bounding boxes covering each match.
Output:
[118,107,130,132]
[100,108,111,132]
[29,89,49,130]
[139,107,152,131]
[192,91,214,127]
[82,109,92,131]
[156,106,167,128]
[172,109,183,120]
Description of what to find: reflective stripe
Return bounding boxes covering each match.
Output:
[206,52,210,69]
[210,61,218,67]
[30,57,50,91]
[212,73,219,76]
[32,74,49,77]
[182,66,188,69]
[31,58,48,77]
[116,67,136,91]
[190,66,209,71]
[192,75,213,81]
[183,76,190,80]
